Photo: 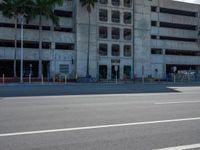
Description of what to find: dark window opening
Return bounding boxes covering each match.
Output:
[124,29,132,40]
[0,40,14,47]
[17,41,39,49]
[160,36,196,42]
[151,48,162,54]
[151,21,157,26]
[166,49,200,56]
[54,27,73,32]
[23,25,39,30]
[99,9,108,22]
[151,6,157,12]
[54,10,72,17]
[160,22,196,30]
[112,44,120,56]
[124,45,131,57]
[112,11,120,23]
[124,0,131,7]
[99,26,108,39]
[55,43,74,50]
[42,26,51,30]
[112,27,120,40]
[160,7,197,17]
[151,35,157,39]
[99,43,108,56]
[99,0,108,4]
[124,12,132,24]
[0,23,15,28]
[112,0,120,6]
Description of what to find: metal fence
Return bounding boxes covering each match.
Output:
[167,71,200,82]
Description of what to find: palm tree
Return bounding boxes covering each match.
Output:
[0,0,33,78]
[31,0,64,79]
[80,0,97,78]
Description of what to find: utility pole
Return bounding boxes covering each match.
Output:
[20,15,24,83]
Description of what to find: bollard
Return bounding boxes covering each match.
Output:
[65,75,67,84]
[173,74,176,84]
[2,74,5,84]
[142,75,145,84]
[41,74,44,84]
[116,74,118,84]
[29,74,31,84]
[76,73,78,80]
[53,75,55,83]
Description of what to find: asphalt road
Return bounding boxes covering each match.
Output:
[0,84,200,150]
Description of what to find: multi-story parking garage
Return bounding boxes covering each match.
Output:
[0,0,76,78]
[0,0,200,81]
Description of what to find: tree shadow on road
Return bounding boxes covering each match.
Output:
[0,83,194,97]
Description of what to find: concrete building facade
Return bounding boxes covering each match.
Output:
[0,0,200,80]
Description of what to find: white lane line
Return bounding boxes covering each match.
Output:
[0,117,200,137]
[155,101,200,105]
[154,143,200,150]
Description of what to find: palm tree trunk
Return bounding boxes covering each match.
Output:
[86,12,90,78]
[38,15,42,79]
[14,17,18,78]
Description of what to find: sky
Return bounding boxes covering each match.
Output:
[174,0,200,4]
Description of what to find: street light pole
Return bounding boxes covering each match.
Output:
[20,15,24,83]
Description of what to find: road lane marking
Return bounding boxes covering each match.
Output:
[154,143,200,150]
[0,117,200,137]
[155,101,200,105]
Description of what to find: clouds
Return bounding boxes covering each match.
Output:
[174,0,200,4]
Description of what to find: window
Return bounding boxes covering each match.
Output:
[99,0,107,4]
[124,0,131,7]
[99,44,108,56]
[59,64,69,74]
[151,21,157,26]
[99,26,108,39]
[124,12,131,24]
[17,41,39,48]
[42,26,51,31]
[151,48,162,55]
[0,23,15,28]
[124,45,131,57]
[151,35,157,39]
[112,27,120,40]
[99,9,108,22]
[55,43,74,50]
[54,27,73,32]
[165,49,200,56]
[159,36,196,42]
[112,11,120,23]
[159,22,196,30]
[151,6,157,12]
[112,0,120,6]
[112,44,120,56]
[0,40,14,47]
[54,10,72,17]
[124,29,131,40]
[160,7,197,17]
